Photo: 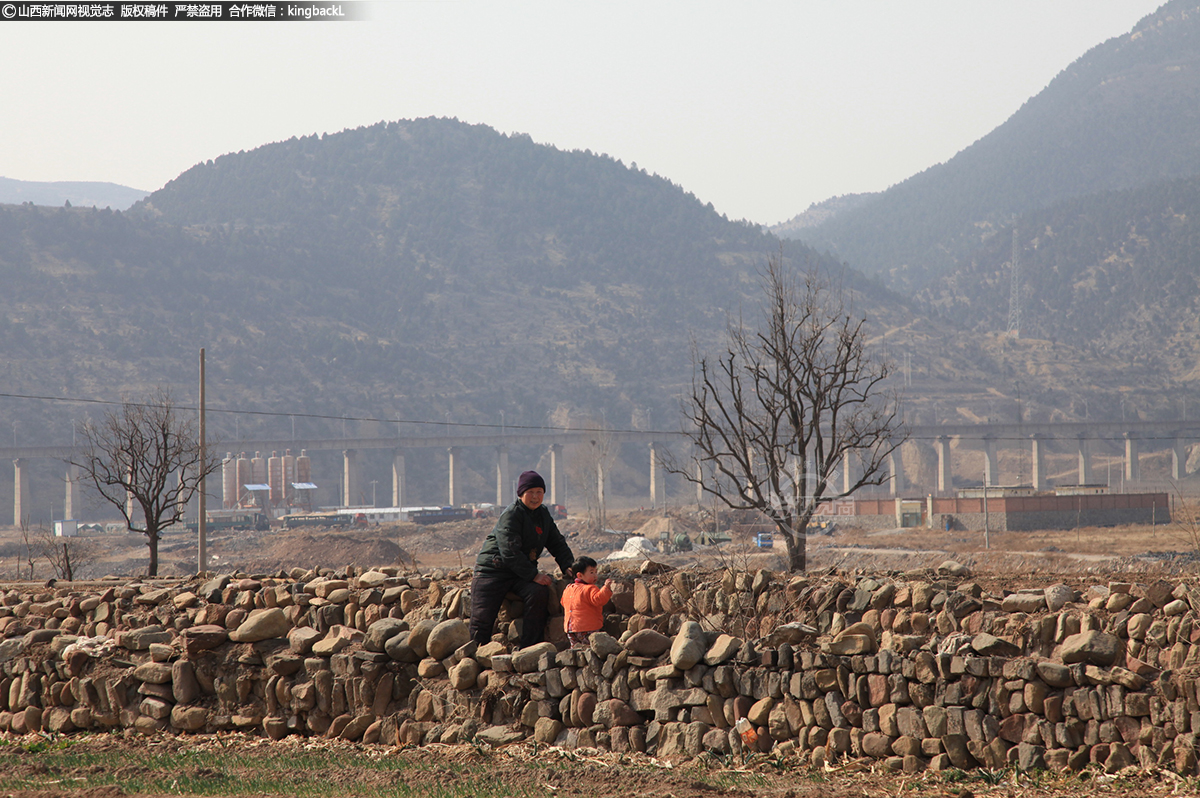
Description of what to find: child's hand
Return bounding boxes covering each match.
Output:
[604,579,615,589]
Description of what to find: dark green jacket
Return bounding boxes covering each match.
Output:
[475,499,573,581]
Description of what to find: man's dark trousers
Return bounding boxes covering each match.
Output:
[469,572,550,648]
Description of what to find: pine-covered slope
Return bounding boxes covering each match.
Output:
[4,118,847,450]
[784,1,1200,289]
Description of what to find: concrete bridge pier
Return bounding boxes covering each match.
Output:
[1124,434,1141,483]
[64,463,81,520]
[548,444,564,507]
[13,459,28,527]
[1076,437,1093,485]
[597,461,606,515]
[1031,435,1048,492]
[935,436,952,495]
[178,468,193,521]
[842,450,856,493]
[342,449,359,507]
[887,447,904,496]
[1172,438,1189,481]
[982,438,999,487]
[495,446,510,506]
[649,441,665,508]
[447,447,461,507]
[391,450,407,508]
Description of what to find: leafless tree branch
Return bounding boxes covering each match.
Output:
[69,387,219,577]
[667,253,906,571]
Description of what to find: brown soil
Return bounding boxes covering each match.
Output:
[6,498,1200,584]
[0,734,1189,797]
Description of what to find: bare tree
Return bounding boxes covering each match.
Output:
[17,518,37,581]
[37,527,98,582]
[668,254,905,572]
[70,388,219,577]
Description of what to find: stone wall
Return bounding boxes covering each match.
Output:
[0,564,1198,776]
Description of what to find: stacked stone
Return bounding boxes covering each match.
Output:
[0,563,1194,775]
[0,567,454,743]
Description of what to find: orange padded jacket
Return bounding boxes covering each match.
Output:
[561,581,613,634]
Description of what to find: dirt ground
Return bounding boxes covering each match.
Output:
[4,501,1200,582]
[0,733,1192,798]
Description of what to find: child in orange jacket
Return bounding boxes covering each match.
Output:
[561,556,614,646]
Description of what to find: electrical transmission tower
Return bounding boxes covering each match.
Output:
[1007,228,1021,338]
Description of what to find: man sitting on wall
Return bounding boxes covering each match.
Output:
[468,470,574,648]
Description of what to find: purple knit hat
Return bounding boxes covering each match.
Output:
[516,470,546,496]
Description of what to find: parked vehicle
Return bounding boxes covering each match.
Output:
[282,512,341,529]
[471,503,498,519]
[186,510,269,533]
[409,507,472,525]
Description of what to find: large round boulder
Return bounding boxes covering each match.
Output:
[669,621,706,670]
[406,619,438,658]
[229,608,291,643]
[1060,630,1121,666]
[624,629,671,657]
[425,619,470,660]
[365,618,408,652]
[384,631,420,663]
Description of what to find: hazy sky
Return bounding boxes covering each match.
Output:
[2,0,1166,225]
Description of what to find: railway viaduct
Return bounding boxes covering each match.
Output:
[4,420,1198,525]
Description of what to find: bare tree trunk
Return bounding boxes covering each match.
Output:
[148,529,159,577]
[62,542,74,582]
[777,517,805,572]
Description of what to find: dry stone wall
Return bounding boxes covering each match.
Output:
[1,563,1199,776]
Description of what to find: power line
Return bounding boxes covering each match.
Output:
[0,390,1193,445]
[0,390,647,435]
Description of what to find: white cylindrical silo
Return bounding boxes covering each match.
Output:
[221,453,236,509]
[268,451,283,507]
[236,452,252,508]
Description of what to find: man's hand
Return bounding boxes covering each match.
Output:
[534,573,552,586]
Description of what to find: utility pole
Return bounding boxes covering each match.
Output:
[982,470,989,550]
[198,349,207,576]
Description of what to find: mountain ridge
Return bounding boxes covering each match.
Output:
[784,0,1200,289]
[0,176,149,211]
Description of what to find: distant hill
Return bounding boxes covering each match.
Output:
[771,193,877,238]
[2,118,889,516]
[785,0,1200,290]
[0,177,149,211]
[120,118,796,420]
[7,115,1197,526]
